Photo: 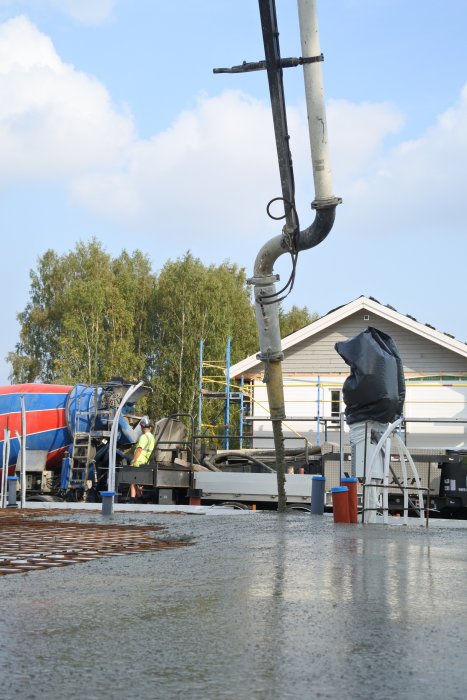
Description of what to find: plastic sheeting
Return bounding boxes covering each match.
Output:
[335,327,405,425]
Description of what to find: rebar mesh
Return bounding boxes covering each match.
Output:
[0,509,188,576]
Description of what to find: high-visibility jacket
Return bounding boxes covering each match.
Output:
[132,432,155,466]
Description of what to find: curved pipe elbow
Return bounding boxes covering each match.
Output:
[253,233,289,278]
[252,201,339,279]
[296,203,338,253]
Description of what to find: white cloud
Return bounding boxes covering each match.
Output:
[0,11,60,72]
[339,85,467,237]
[281,98,405,215]
[71,91,281,238]
[50,0,115,25]
[0,16,281,240]
[0,16,134,180]
[0,1,115,25]
[1,15,467,246]
[327,99,404,184]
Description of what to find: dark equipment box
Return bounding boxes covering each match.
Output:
[118,466,155,486]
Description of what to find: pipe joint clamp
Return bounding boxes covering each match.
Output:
[256,351,284,362]
[248,274,280,287]
[311,196,342,210]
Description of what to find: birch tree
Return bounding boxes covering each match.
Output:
[8,240,155,384]
[151,252,258,421]
[279,305,319,337]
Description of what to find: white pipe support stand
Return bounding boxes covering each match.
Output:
[20,395,26,509]
[1,428,11,509]
[108,381,144,495]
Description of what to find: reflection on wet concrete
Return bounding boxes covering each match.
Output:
[0,513,466,700]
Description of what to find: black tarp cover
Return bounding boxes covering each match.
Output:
[335,327,405,425]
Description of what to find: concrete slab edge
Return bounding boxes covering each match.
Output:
[21,502,259,515]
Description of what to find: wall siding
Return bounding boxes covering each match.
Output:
[281,312,467,375]
[251,375,467,450]
[240,305,467,453]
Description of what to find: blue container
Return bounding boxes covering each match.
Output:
[7,475,18,508]
[311,475,326,515]
[99,490,115,516]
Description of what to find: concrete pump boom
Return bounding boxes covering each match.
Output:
[214,0,340,510]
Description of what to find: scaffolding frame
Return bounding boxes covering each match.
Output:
[198,338,249,449]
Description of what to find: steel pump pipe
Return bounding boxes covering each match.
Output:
[106,381,144,511]
[252,0,340,511]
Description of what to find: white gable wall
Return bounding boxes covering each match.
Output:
[404,382,467,449]
[282,312,467,374]
[243,305,467,452]
[251,378,467,450]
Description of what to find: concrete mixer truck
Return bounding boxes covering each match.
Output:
[0,379,153,502]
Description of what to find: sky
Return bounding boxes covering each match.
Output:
[0,0,466,385]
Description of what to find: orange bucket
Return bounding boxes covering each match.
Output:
[331,487,350,524]
[341,477,358,524]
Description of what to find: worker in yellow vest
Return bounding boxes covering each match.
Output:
[130,417,156,501]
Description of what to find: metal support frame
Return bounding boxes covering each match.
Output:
[1,428,10,508]
[108,382,144,495]
[198,338,250,448]
[362,418,427,526]
[224,337,231,450]
[20,396,26,508]
[198,339,203,434]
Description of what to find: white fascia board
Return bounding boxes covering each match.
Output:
[359,298,467,359]
[229,353,262,378]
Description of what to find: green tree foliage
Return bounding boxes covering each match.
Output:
[279,304,319,338]
[8,240,155,385]
[10,248,67,383]
[9,240,318,444]
[151,252,258,422]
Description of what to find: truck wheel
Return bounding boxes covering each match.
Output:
[26,495,63,502]
[217,501,250,510]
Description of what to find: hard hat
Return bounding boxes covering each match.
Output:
[140,417,154,428]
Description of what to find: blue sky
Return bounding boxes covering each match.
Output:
[1,0,467,384]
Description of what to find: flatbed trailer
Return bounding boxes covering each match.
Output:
[193,471,311,507]
[116,465,312,509]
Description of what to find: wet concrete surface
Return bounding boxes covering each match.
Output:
[1,512,466,700]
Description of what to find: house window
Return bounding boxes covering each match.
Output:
[407,375,466,383]
[331,390,341,418]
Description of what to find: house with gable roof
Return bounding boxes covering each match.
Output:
[230,296,467,454]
